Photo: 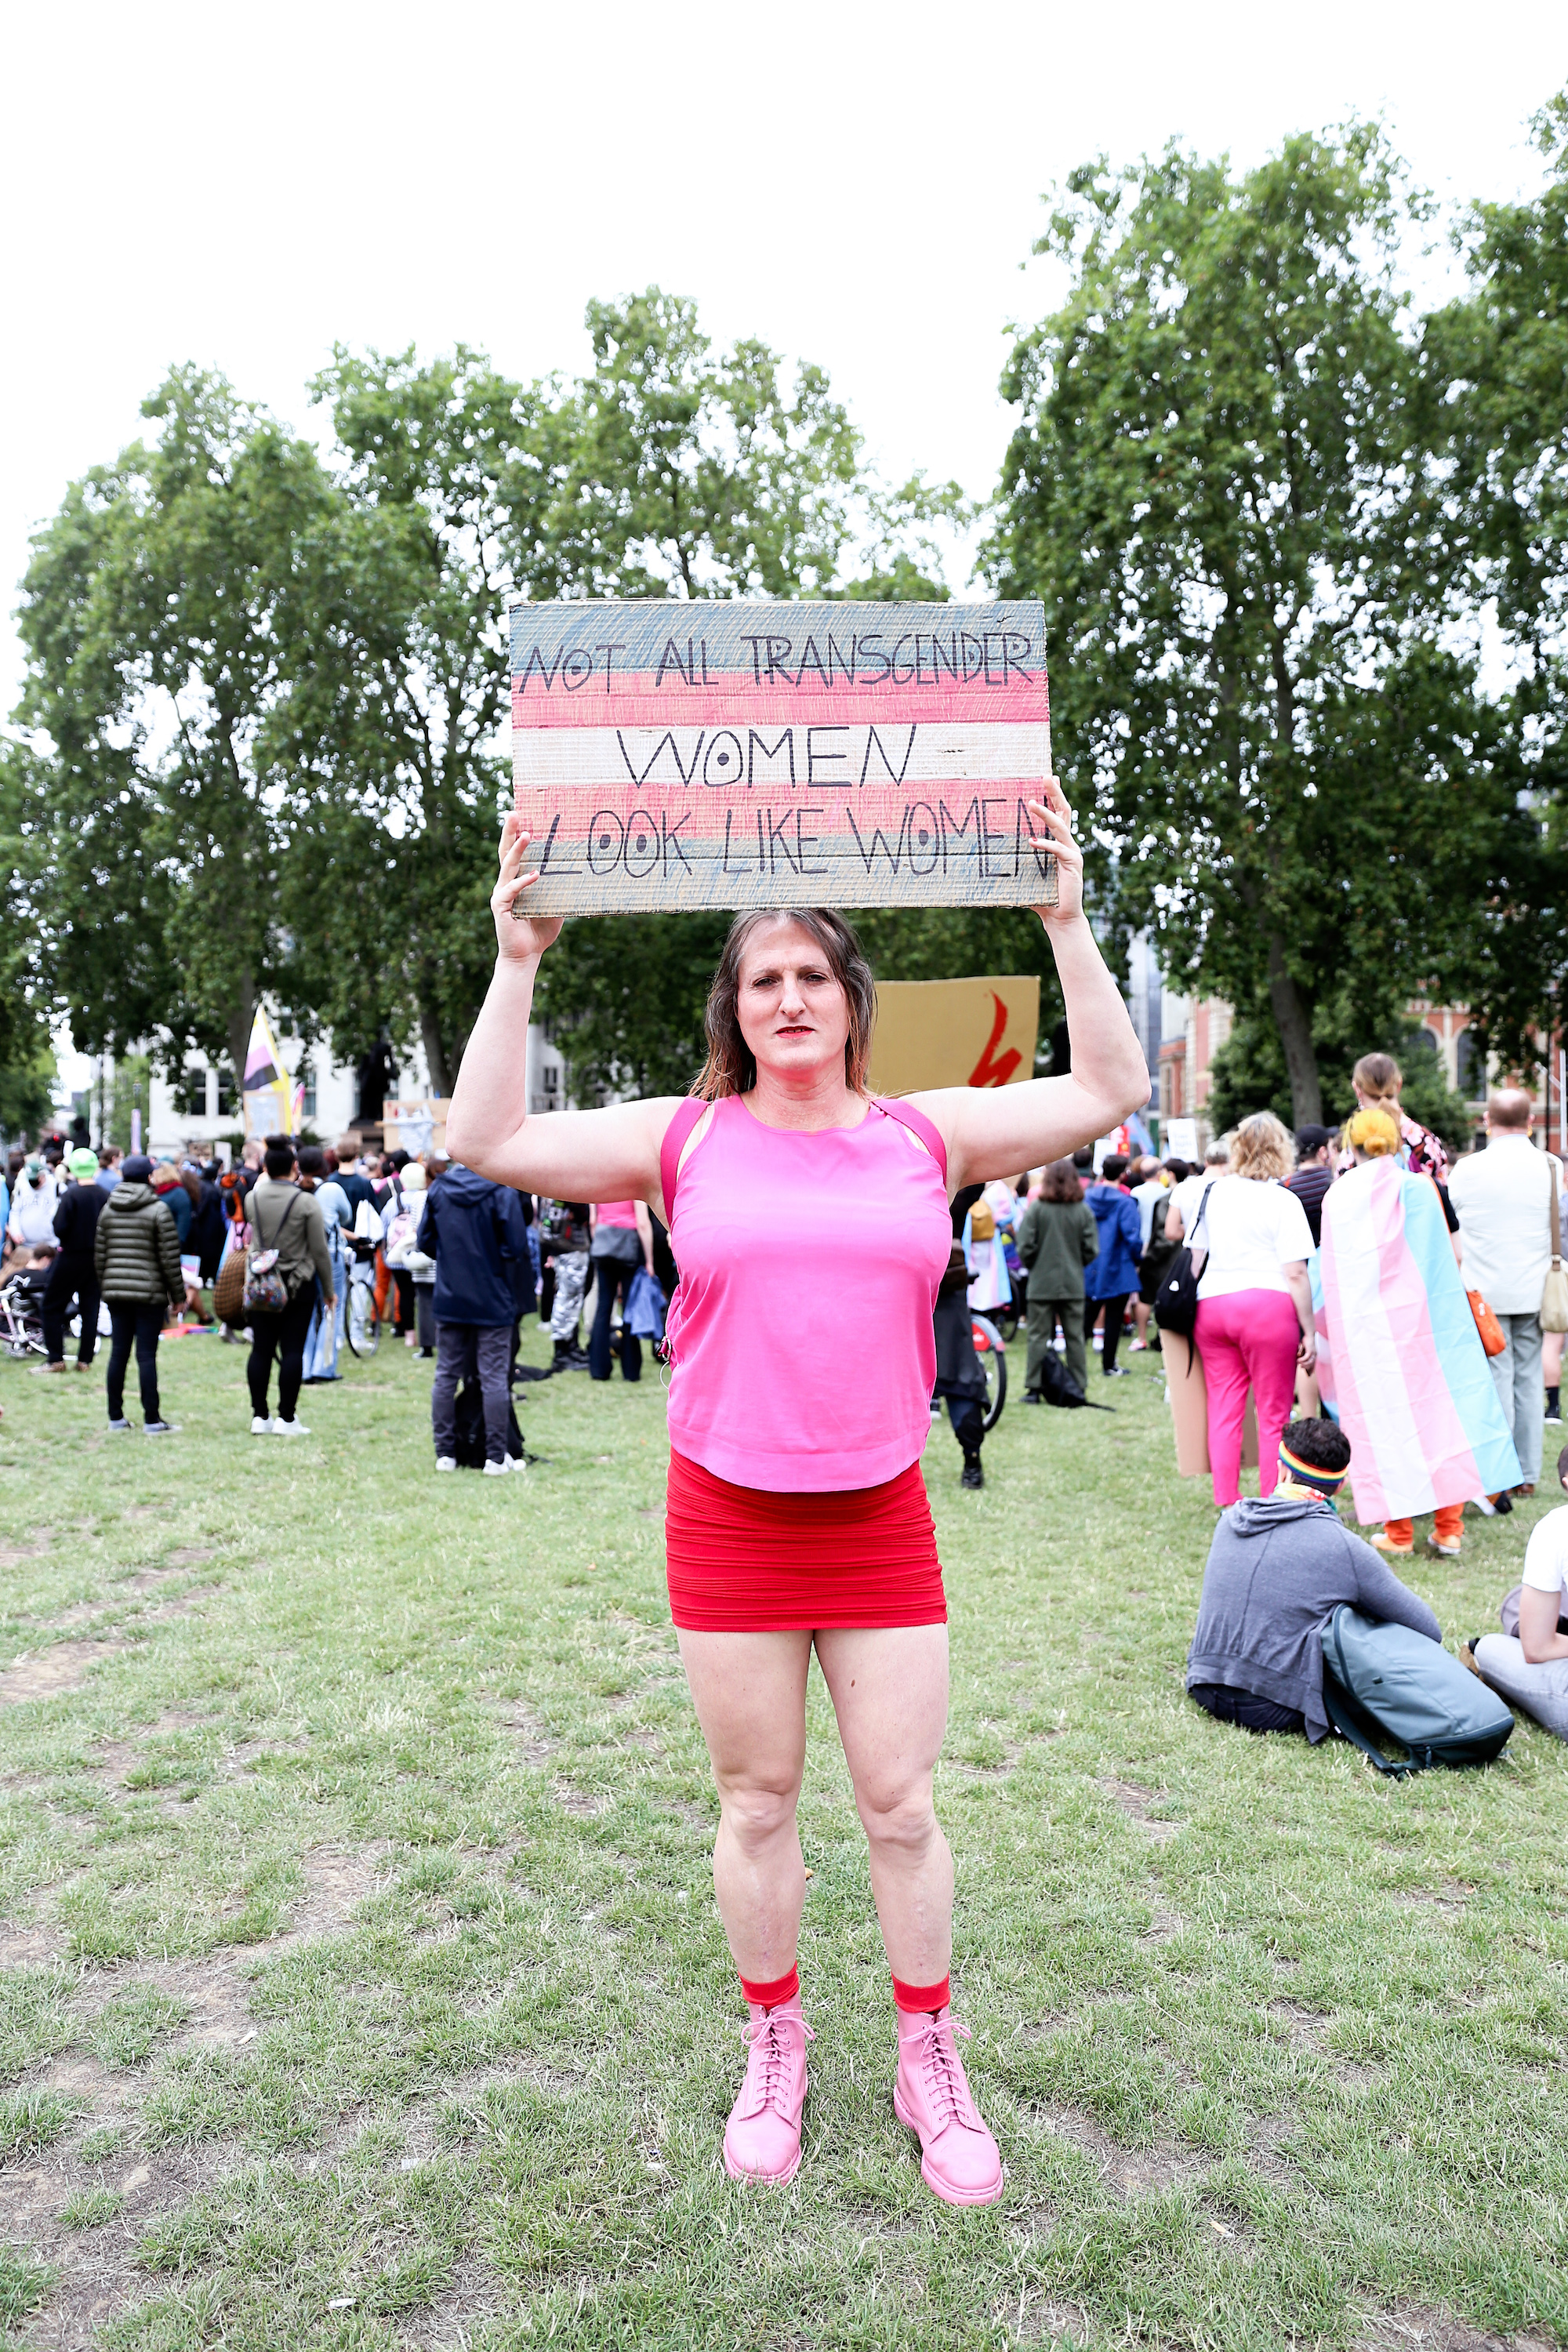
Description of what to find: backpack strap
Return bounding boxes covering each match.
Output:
[873,1097,949,1186]
[254,1191,299,1250]
[659,1097,711,1222]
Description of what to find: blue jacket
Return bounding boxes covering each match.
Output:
[417,1167,528,1327]
[1083,1182,1143,1298]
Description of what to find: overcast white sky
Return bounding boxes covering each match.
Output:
[3,0,1565,726]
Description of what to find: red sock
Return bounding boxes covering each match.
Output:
[739,1964,799,2009]
[892,1972,950,2014]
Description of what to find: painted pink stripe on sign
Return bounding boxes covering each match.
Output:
[510,681,1047,730]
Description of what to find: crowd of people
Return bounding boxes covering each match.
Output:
[1,1126,673,1470]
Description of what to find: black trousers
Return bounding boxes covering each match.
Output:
[247,1285,318,1423]
[1189,1682,1305,1737]
[589,1257,642,1381]
[1084,1292,1130,1373]
[106,1302,164,1423]
[43,1253,100,1365]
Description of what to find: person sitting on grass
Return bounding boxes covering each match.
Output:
[1468,1443,1568,1741]
[1186,1416,1441,1738]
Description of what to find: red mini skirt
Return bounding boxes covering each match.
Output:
[664,1449,947,1632]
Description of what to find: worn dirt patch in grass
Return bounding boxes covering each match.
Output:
[1103,1778,1183,1842]
[0,1646,123,1706]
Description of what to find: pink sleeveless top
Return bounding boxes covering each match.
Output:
[662,1094,950,1492]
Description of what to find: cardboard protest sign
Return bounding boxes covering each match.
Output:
[509,600,1052,916]
[867,977,1041,1096]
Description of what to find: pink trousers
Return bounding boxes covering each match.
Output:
[1193,1288,1302,1508]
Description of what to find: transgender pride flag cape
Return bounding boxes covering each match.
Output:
[1317,1157,1521,1525]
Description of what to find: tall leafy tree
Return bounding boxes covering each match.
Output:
[16,367,334,1086]
[269,345,557,1096]
[986,128,1540,1124]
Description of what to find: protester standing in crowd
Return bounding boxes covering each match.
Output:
[331,1139,376,1221]
[1126,1156,1167,1351]
[544,1202,592,1371]
[1448,1089,1559,1497]
[92,1154,183,1433]
[379,1163,421,1345]
[1333,1052,1449,1179]
[1283,1126,1335,1247]
[8,1156,59,1254]
[933,1184,993,1490]
[184,1162,226,1304]
[419,1158,530,1473]
[299,1145,350,1382]
[246,1137,336,1437]
[1187,1417,1442,1736]
[448,782,1146,2206]
[96,1146,122,1192]
[1319,1109,1519,1556]
[39,1148,104,1374]
[1081,1151,1142,1378]
[588,1197,655,1381]
[1171,1112,1316,1510]
[1015,1158,1099,1399]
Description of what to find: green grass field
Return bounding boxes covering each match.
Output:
[0,1318,1563,2352]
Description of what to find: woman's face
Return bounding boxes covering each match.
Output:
[734,918,851,1086]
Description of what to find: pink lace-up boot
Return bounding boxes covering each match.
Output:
[894,2005,1004,2205]
[723,1995,814,2185]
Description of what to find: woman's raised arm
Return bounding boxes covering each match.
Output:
[445,816,678,1210]
[910,782,1149,1191]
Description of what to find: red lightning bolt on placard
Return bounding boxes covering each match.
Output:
[967,992,1023,1088]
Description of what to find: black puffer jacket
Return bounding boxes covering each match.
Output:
[93,1182,183,1306]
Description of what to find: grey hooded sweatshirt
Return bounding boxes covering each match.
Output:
[1187,1496,1442,1741]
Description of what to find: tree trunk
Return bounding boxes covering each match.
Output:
[1266,935,1322,1127]
[419,999,452,1101]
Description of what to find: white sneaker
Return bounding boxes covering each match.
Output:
[434,1456,456,1472]
[482,1457,513,1476]
[271,1418,310,1438]
[250,1415,274,1436]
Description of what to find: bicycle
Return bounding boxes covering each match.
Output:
[971,1312,1007,1432]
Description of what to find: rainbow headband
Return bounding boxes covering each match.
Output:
[1277,1443,1348,1499]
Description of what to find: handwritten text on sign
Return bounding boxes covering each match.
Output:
[508,601,1053,914]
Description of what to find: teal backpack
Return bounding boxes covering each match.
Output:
[1320,1606,1514,1775]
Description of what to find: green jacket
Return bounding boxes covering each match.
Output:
[1014,1197,1099,1301]
[248,1176,334,1298]
[93,1182,183,1306]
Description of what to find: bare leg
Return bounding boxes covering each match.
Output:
[677,1628,812,1982]
[814,1624,952,1983]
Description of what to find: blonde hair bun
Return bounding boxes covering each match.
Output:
[1345,1107,1400,1156]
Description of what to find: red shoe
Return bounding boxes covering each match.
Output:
[893,2006,1003,2206]
[723,1998,812,2185]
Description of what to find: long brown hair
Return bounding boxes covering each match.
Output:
[693,909,877,1100]
[1039,1157,1083,1203]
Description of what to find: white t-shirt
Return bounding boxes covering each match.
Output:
[1196,1174,1315,1300]
[1167,1171,1218,1240]
[1523,1504,1568,1599]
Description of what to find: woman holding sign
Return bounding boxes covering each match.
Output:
[447,781,1147,2207]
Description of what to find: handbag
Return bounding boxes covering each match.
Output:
[1467,1289,1506,1357]
[243,1193,299,1316]
[1542,1157,1568,1334]
[1152,1181,1215,1341]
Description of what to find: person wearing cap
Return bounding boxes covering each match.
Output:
[1185,1416,1442,1738]
[92,1154,184,1433]
[38,1149,106,1374]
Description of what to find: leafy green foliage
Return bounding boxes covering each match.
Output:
[987,126,1564,1123]
[15,369,337,1087]
[1209,1000,1476,1149]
